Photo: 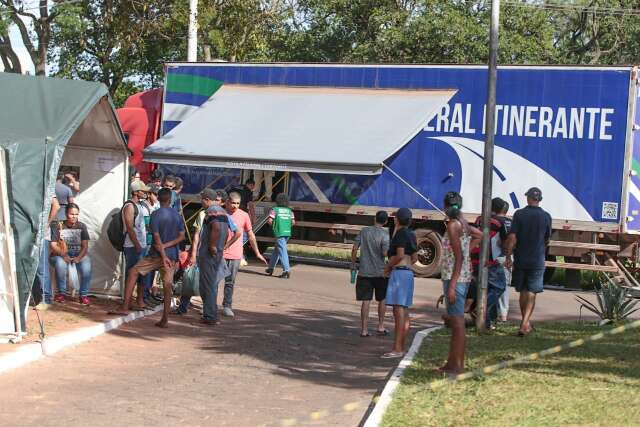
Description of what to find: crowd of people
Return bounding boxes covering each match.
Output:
[35,167,552,374]
[350,187,551,370]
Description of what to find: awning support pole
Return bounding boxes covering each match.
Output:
[477,0,501,333]
[382,163,445,216]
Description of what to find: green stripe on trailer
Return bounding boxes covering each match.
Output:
[632,157,640,177]
[166,74,223,97]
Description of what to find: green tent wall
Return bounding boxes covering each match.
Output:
[0,73,128,330]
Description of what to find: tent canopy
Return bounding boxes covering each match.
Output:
[0,72,128,330]
[144,85,456,175]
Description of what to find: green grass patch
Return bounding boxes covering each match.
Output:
[383,322,640,426]
[265,243,352,261]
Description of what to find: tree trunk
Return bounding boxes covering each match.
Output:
[35,0,49,75]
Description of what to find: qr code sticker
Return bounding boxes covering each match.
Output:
[602,202,618,220]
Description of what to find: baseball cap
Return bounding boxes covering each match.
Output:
[525,187,543,201]
[130,180,150,192]
[396,207,413,222]
[200,188,217,200]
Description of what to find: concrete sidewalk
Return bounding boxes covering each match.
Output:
[0,263,598,426]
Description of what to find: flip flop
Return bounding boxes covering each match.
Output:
[360,333,371,338]
[376,329,389,336]
[381,351,405,359]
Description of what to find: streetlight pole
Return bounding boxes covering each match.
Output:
[476,0,501,332]
[187,0,198,62]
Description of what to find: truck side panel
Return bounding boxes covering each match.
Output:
[625,83,640,232]
[161,64,631,225]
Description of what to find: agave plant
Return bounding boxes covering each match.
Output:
[576,281,640,325]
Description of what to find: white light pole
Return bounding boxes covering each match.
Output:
[187,0,198,62]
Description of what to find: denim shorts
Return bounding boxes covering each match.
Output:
[442,280,470,316]
[385,268,414,307]
[512,267,544,294]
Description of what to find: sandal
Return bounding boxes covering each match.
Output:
[360,333,371,338]
[376,329,389,336]
[381,351,405,359]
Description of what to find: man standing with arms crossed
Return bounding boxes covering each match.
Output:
[504,187,552,337]
[351,211,390,337]
[222,191,267,317]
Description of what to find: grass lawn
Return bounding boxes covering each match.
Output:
[265,243,352,261]
[383,322,640,426]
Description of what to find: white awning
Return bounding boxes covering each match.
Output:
[144,85,456,175]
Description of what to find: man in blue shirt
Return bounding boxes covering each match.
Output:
[111,188,185,328]
[504,187,552,337]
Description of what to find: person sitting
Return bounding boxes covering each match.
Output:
[49,203,92,305]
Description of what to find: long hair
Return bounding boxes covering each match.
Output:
[443,191,463,220]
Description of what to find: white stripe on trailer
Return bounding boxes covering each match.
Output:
[299,172,330,203]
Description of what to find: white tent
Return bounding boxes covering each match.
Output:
[59,97,130,298]
[144,85,456,174]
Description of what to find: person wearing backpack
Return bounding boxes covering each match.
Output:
[110,188,185,328]
[120,180,150,310]
[265,193,294,279]
[470,197,509,330]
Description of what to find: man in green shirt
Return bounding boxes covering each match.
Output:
[266,193,295,278]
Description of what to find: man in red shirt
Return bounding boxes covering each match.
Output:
[222,191,267,317]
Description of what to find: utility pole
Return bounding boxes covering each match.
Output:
[476,0,500,332]
[187,0,198,62]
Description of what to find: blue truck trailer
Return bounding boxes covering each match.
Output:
[144,63,640,277]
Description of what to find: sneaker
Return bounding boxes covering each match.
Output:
[79,296,90,306]
[222,307,234,317]
[54,294,65,303]
[34,302,51,311]
[279,271,290,279]
[265,268,273,276]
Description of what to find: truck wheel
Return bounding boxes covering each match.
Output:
[412,229,443,277]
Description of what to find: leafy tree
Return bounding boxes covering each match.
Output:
[50,0,180,97]
[0,0,60,75]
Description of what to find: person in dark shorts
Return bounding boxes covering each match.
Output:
[381,208,418,359]
[351,211,390,337]
[504,187,552,337]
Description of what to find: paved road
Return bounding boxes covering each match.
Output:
[0,263,597,426]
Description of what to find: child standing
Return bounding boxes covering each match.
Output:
[266,193,295,279]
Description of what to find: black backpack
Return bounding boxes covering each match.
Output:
[107,200,139,252]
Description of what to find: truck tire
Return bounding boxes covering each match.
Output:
[412,229,443,278]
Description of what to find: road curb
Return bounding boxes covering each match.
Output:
[363,325,442,427]
[0,304,163,375]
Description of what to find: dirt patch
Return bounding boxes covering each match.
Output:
[0,297,131,355]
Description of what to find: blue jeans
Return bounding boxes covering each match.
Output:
[268,237,290,272]
[124,246,154,297]
[178,295,191,313]
[34,240,52,303]
[486,265,506,327]
[50,255,92,297]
